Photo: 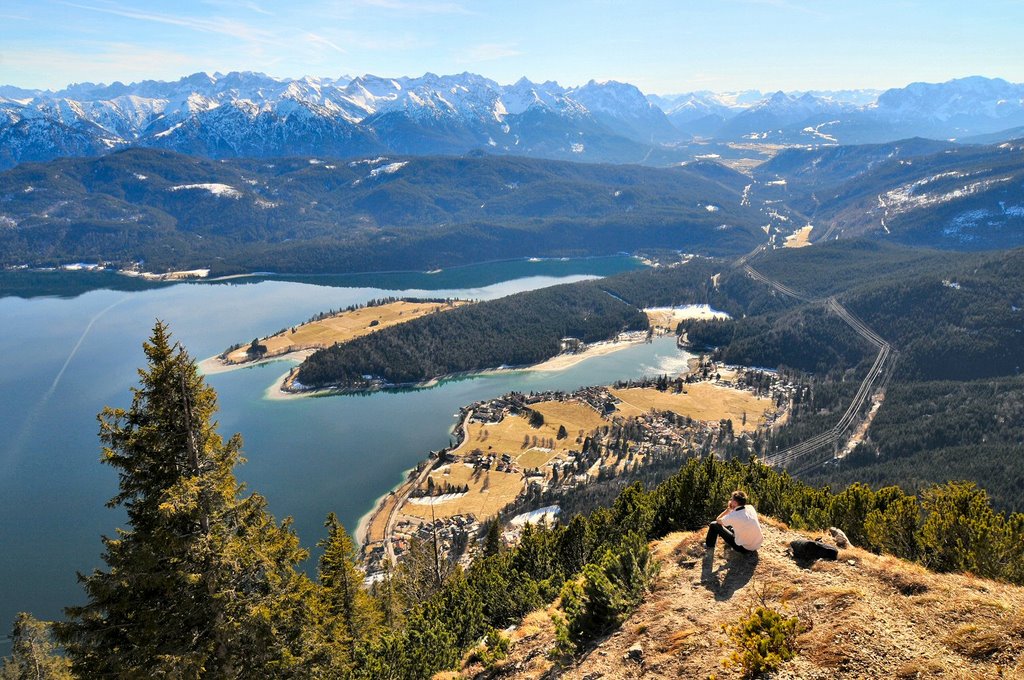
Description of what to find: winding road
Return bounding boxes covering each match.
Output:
[733,245,898,470]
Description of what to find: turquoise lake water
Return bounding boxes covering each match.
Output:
[0,256,695,632]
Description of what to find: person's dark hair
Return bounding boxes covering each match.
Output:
[731,490,748,506]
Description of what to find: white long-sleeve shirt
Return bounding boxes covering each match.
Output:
[721,505,764,550]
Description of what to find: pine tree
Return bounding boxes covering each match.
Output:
[482,519,503,558]
[318,513,381,662]
[0,613,72,680]
[58,322,319,678]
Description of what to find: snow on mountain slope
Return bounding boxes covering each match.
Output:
[2,73,1023,168]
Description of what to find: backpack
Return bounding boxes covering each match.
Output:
[790,539,839,562]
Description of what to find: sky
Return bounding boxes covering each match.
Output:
[1,0,1022,95]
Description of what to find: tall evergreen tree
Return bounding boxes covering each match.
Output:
[318,513,381,662]
[58,322,319,678]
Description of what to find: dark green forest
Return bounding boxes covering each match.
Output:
[0,148,764,274]
[296,282,651,388]
[295,258,797,389]
[682,243,1024,510]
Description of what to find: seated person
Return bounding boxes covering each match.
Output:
[705,490,763,554]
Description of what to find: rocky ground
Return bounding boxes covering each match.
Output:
[454,519,1024,678]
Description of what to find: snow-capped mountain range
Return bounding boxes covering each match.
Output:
[1,72,1022,169]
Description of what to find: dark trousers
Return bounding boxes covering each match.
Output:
[705,523,753,553]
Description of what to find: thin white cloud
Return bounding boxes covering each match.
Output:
[304,32,346,55]
[1,44,196,87]
[351,0,471,14]
[202,0,274,16]
[460,43,521,64]
[62,1,282,46]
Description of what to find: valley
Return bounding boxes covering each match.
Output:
[5,3,1024,675]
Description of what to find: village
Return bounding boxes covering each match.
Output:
[360,357,799,577]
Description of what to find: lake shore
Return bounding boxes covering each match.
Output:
[197,350,314,377]
[260,334,650,400]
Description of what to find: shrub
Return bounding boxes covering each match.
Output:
[722,607,800,678]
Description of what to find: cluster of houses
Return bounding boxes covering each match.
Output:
[363,363,798,579]
[364,513,481,575]
[463,450,521,474]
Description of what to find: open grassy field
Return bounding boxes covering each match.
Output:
[454,399,605,465]
[365,492,400,545]
[784,224,814,248]
[610,383,774,432]
[407,399,607,519]
[388,384,776,539]
[224,300,467,363]
[402,463,526,520]
[644,305,731,332]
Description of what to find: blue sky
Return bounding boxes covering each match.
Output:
[2,0,1022,94]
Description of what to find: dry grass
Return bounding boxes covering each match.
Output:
[364,493,399,544]
[225,300,466,362]
[610,383,774,432]
[784,224,814,248]
[943,624,1008,659]
[454,400,604,466]
[402,463,525,521]
[483,524,1024,679]
[406,400,606,521]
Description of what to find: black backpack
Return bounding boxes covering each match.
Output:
[789,539,839,562]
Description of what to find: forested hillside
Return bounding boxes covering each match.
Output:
[752,140,1024,250]
[0,148,763,273]
[295,258,797,389]
[683,243,1024,509]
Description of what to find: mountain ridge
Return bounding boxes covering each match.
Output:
[476,521,1024,678]
[3,72,1023,169]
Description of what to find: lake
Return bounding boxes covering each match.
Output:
[0,256,693,633]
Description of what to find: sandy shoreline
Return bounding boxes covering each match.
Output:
[528,336,646,371]
[197,350,314,377]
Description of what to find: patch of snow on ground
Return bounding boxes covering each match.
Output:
[766,179,787,186]
[349,157,388,167]
[705,204,719,212]
[169,183,242,198]
[885,176,1012,214]
[308,158,322,164]
[510,506,561,527]
[134,173,148,180]
[407,492,467,506]
[368,161,408,178]
[0,215,18,228]
[646,304,731,321]
[571,143,585,153]
[153,121,184,138]
[942,280,962,290]
[61,263,104,271]
[950,209,991,230]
